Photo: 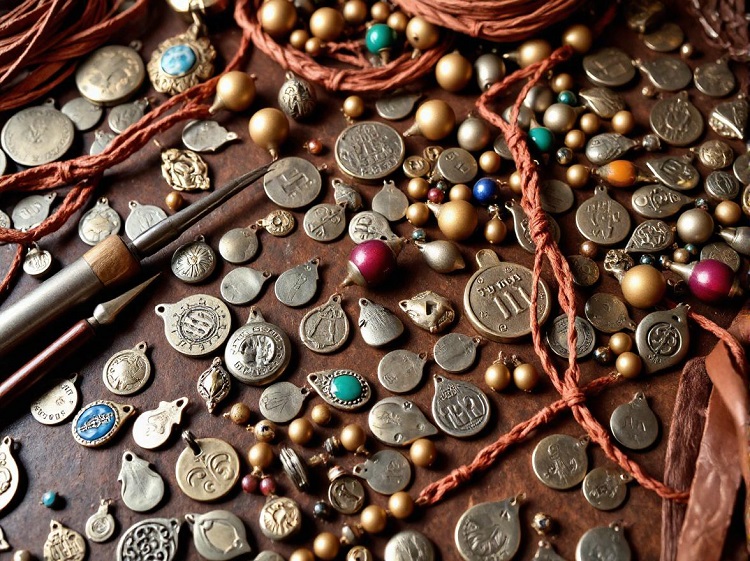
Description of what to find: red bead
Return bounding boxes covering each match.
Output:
[427,187,445,203]
[242,473,259,494]
[260,476,277,496]
[305,138,324,155]
[346,239,398,287]
[688,259,735,303]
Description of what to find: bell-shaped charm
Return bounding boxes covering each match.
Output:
[277,72,317,120]
[414,239,465,273]
[474,53,505,91]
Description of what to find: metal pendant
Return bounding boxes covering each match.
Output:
[307,369,371,411]
[258,209,296,237]
[275,257,320,307]
[76,45,145,106]
[705,171,740,201]
[625,0,666,32]
[0,210,9,230]
[90,130,116,155]
[645,154,699,191]
[585,293,636,333]
[171,235,216,284]
[694,57,736,97]
[582,467,632,510]
[23,243,53,278]
[259,382,310,423]
[569,255,601,288]
[582,48,635,87]
[403,154,431,177]
[635,304,690,374]
[435,148,478,184]
[0,437,20,513]
[709,95,748,139]
[78,197,121,246]
[385,530,435,561]
[148,19,216,95]
[701,242,741,272]
[72,400,135,447]
[432,375,490,438]
[335,122,405,182]
[85,500,116,543]
[643,22,684,51]
[369,397,437,446]
[219,225,259,264]
[30,375,80,425]
[119,450,165,512]
[576,186,631,246]
[454,497,521,561]
[540,179,575,214]
[197,357,231,413]
[117,518,181,561]
[278,72,317,120]
[328,470,366,514]
[399,290,455,334]
[176,431,240,502]
[532,434,589,490]
[372,180,409,222]
[125,200,167,240]
[433,333,480,374]
[349,210,396,243]
[533,541,566,561]
[185,510,252,561]
[610,392,660,450]
[506,200,561,253]
[103,341,151,395]
[603,249,635,283]
[376,92,421,120]
[264,156,322,209]
[61,97,103,131]
[576,524,631,561]
[578,87,626,119]
[1,101,74,167]
[358,298,404,347]
[224,308,291,386]
[256,553,285,561]
[108,98,149,133]
[155,294,231,357]
[378,349,427,393]
[299,293,350,354]
[585,133,639,165]
[464,249,552,342]
[259,495,301,541]
[353,450,411,494]
[133,397,188,449]
[631,184,693,218]
[698,139,733,170]
[649,91,704,147]
[303,203,347,242]
[332,178,363,211]
[634,57,691,91]
[12,193,57,230]
[161,147,210,192]
[43,520,86,561]
[625,219,674,253]
[545,315,596,359]
[182,120,239,152]
[414,239,465,273]
[220,267,271,305]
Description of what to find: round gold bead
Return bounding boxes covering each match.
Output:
[564,129,586,151]
[517,39,552,68]
[407,177,430,199]
[340,424,366,452]
[248,442,274,469]
[254,419,277,442]
[611,110,635,135]
[290,29,310,50]
[227,403,251,425]
[360,505,388,533]
[551,73,574,93]
[566,163,589,189]
[289,548,315,561]
[165,191,184,212]
[342,0,368,24]
[387,11,409,33]
[305,37,323,56]
[485,362,511,391]
[616,351,642,379]
[714,200,742,226]
[484,217,507,245]
[608,332,632,355]
[406,16,439,51]
[620,264,666,309]
[513,363,540,392]
[411,99,456,140]
[579,240,598,259]
[410,438,436,467]
[313,532,341,561]
[680,42,695,58]
[479,151,501,173]
[508,170,523,195]
[370,1,391,22]
[436,199,478,241]
[449,183,473,202]
[248,108,289,159]
[214,71,256,112]
[343,95,365,119]
[388,492,415,519]
[288,418,315,445]
[562,24,593,54]
[435,51,473,93]
[406,202,431,226]
[672,247,690,264]
[310,7,345,41]
[311,403,332,426]
[579,113,600,135]
[259,0,297,38]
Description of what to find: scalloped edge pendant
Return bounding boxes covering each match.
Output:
[307,369,371,411]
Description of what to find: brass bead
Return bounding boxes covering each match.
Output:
[165,191,184,212]
[342,0,368,24]
[407,177,430,199]
[360,505,388,533]
[714,200,742,226]
[566,163,589,189]
[479,151,501,173]
[248,108,289,159]
[680,42,695,58]
[289,417,315,445]
[484,217,507,245]
[310,7,345,41]
[611,110,635,135]
[227,403,252,425]
[342,95,365,119]
[370,1,391,22]
[340,424,366,452]
[248,442,274,469]
[608,332,632,355]
[435,51,473,93]
[406,16,439,51]
[313,532,341,561]
[311,403,332,426]
[562,24,593,54]
[616,351,642,379]
[508,171,523,195]
[410,438,436,467]
[436,199,478,241]
[513,363,540,392]
[254,419,277,442]
[676,208,714,244]
[259,0,297,38]
[449,183,473,202]
[551,72,574,93]
[579,113,600,135]
[289,548,315,561]
[672,247,690,264]
[388,492,415,519]
[620,264,666,309]
[305,37,323,56]
[387,11,409,33]
[517,39,552,68]
[579,240,598,258]
[485,362,511,391]
[564,129,586,151]
[405,99,456,140]
[213,71,256,112]
[406,202,431,226]
[290,29,310,50]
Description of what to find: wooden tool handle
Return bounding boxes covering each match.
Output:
[82,235,141,287]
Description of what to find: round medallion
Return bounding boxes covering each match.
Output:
[299,294,350,354]
[220,267,271,305]
[85,501,116,543]
[224,309,291,386]
[259,496,302,541]
[433,333,480,374]
[582,467,629,511]
[78,197,122,246]
[1,104,74,167]
[263,157,322,209]
[30,376,79,425]
[649,91,704,147]
[610,392,660,450]
[219,226,259,264]
[353,450,412,495]
[175,433,240,502]
[454,498,521,561]
[307,369,371,411]
[155,295,232,357]
[377,349,427,393]
[348,210,395,244]
[576,525,631,561]
[61,97,103,131]
[125,200,167,241]
[431,375,490,438]
[76,45,146,106]
[328,475,366,514]
[567,255,600,287]
[545,315,597,359]
[102,342,152,395]
[384,530,435,561]
[258,209,296,236]
[335,121,405,182]
[171,236,217,284]
[303,203,347,242]
[117,518,181,561]
[532,434,589,490]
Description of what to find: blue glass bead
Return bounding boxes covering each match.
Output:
[41,491,58,508]
[640,254,655,266]
[557,90,577,105]
[473,177,499,204]
[365,23,397,54]
[411,229,426,241]
[313,500,331,519]
[74,403,117,443]
[160,44,197,77]
[528,127,554,153]
[330,374,363,402]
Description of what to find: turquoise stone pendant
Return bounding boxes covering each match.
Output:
[307,369,371,411]
[147,14,216,95]
[71,400,136,447]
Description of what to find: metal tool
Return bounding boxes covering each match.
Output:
[0,163,270,358]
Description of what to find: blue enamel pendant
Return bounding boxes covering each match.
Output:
[71,400,136,447]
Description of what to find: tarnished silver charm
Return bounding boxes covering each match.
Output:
[705,170,740,201]
[435,147,478,184]
[259,382,309,423]
[585,133,639,165]
[506,200,561,253]
[701,242,741,272]
[335,121,405,182]
[89,129,116,156]
[353,449,411,494]
[31,375,80,425]
[610,392,660,450]
[72,400,136,447]
[23,243,53,278]
[85,500,115,543]
[378,349,427,394]
[259,496,301,541]
[117,518,181,561]
[182,120,239,152]
[108,98,149,133]
[576,186,631,246]
[185,510,252,560]
[197,358,231,413]
[698,139,734,170]
[307,369,371,411]
[218,225,259,264]
[118,450,165,512]
[155,295,231,357]
[414,239,465,273]
[540,179,575,214]
[545,315,596,359]
[369,397,437,446]
[132,397,188,449]
[299,293,349,354]
[625,219,674,253]
[171,235,216,284]
[303,203,347,242]
[175,432,240,502]
[256,552,285,561]
[0,437,20,514]
[432,375,490,438]
[643,22,684,51]
[579,87,626,119]
[399,290,454,334]
[455,497,522,561]
[76,44,145,106]
[2,101,74,167]
[568,255,600,288]
[634,56,692,91]
[103,341,151,396]
[278,72,317,120]
[275,257,320,307]
[533,541,566,561]
[372,180,409,222]
[376,92,421,120]
[332,178,363,211]
[433,333,480,374]
[585,293,636,333]
[125,200,167,240]
[631,184,693,218]
[582,467,632,510]
[12,193,56,230]
[532,434,589,490]
[582,48,635,87]
[576,524,631,561]
[358,298,404,347]
[61,97,103,131]
[649,91,704,147]
[348,210,395,243]
[709,95,748,139]
[78,197,121,245]
[645,154,699,191]
[220,267,271,305]
[43,520,86,561]
[264,156,322,209]
[694,57,736,98]
[635,304,690,374]
[385,530,435,561]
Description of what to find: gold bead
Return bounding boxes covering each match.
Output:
[436,199,478,241]
[620,264,666,309]
[290,29,310,50]
[673,247,690,264]
[410,438,436,467]
[562,24,593,54]
[566,163,589,188]
[213,71,256,112]
[370,1,391,22]
[165,191,184,212]
[484,217,507,245]
[579,113,600,135]
[387,11,408,33]
[608,332,632,355]
[616,351,642,379]
[508,171,523,195]
[248,108,289,159]
[254,419,276,442]
[680,42,694,58]
[310,7,345,41]
[580,240,598,259]
[342,0,368,24]
[449,183,472,202]
[485,362,511,391]
[248,442,274,469]
[360,505,388,533]
[406,99,455,140]
[311,403,332,426]
[406,202,430,226]
[407,177,430,199]
[551,73,574,93]
[305,37,323,56]
[611,110,635,135]
[564,129,586,151]
[342,95,365,119]
[227,403,251,425]
[313,532,340,561]
[517,39,552,68]
[289,417,315,445]
[406,16,439,51]
[479,151,501,173]
[340,424,366,452]
[513,363,540,392]
[435,51,473,93]
[388,492,415,519]
[289,548,315,561]
[259,0,297,38]
[13,552,32,561]
[714,200,742,226]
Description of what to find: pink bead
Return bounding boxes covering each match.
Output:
[241,474,259,494]
[688,259,735,303]
[348,239,398,286]
[260,476,277,496]
[427,187,445,204]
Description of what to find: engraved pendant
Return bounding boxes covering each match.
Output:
[299,293,350,354]
[631,184,693,218]
[72,400,136,447]
[532,434,589,490]
[197,357,232,413]
[353,450,412,494]
[30,375,80,425]
[108,98,149,133]
[125,200,167,240]
[259,496,302,541]
[399,290,455,334]
[332,178,363,211]
[85,500,116,543]
[576,186,631,246]
[161,147,210,192]
[433,333,480,373]
[576,523,631,561]
[258,209,296,237]
[307,369,371,411]
[259,382,310,423]
[43,520,86,561]
[649,91,704,147]
[132,397,188,449]
[349,210,396,244]
[182,120,239,152]
[709,95,748,139]
[0,437,21,514]
[185,510,252,561]
[119,450,165,512]
[377,349,428,393]
[171,235,216,284]
[582,467,632,510]
[645,154,699,191]
[431,375,490,438]
[625,219,674,253]
[634,304,690,374]
[103,341,152,395]
[585,132,640,165]
[22,242,53,278]
[582,47,635,87]
[694,57,736,98]
[368,397,437,446]
[275,258,320,307]
[585,293,637,333]
[610,392,660,450]
[358,298,404,347]
[220,267,272,305]
[156,294,232,357]
[372,180,409,222]
[634,56,692,91]
[175,431,240,502]
[579,87,625,119]
[303,203,347,242]
[78,197,121,246]
[117,518,181,561]
[12,193,57,230]
[455,497,522,561]
[264,156,322,208]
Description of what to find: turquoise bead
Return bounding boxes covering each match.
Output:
[160,44,197,77]
[557,90,577,106]
[365,24,397,54]
[330,374,363,402]
[41,491,58,508]
[528,127,554,153]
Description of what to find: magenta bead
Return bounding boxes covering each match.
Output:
[427,187,445,204]
[688,259,735,303]
[348,239,398,286]
[259,476,277,496]
[242,474,259,494]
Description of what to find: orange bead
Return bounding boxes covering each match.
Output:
[594,160,637,188]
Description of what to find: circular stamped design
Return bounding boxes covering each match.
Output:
[582,467,629,511]
[454,498,521,561]
[76,45,146,106]
[700,242,741,272]
[433,333,479,374]
[384,530,435,561]
[78,198,121,246]
[545,315,597,359]
[567,255,600,287]
[263,157,321,209]
[103,342,151,395]
[335,121,405,181]
[431,375,490,438]
[299,294,349,354]
[30,377,79,425]
[259,496,301,541]
[155,295,232,357]
[85,501,115,543]
[610,392,660,450]
[171,237,216,284]
[532,434,589,490]
[2,104,74,167]
[224,310,291,386]
[117,518,181,561]
[175,434,239,502]
[649,92,704,147]
[328,475,366,514]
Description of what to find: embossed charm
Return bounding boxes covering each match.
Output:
[625,219,674,253]
[634,304,690,374]
[43,520,86,561]
[585,133,639,165]
[259,382,310,424]
[709,95,748,139]
[78,197,121,246]
[399,290,455,334]
[0,437,20,514]
[579,87,625,119]
[161,148,210,191]
[175,431,240,502]
[372,180,409,222]
[182,120,239,152]
[30,375,80,425]
[2,104,74,167]
[532,434,589,490]
[117,518,181,561]
[582,467,632,511]
[433,333,480,373]
[103,342,151,395]
[576,186,631,246]
[634,56,692,91]
[224,309,291,386]
[185,510,252,560]
[303,204,347,242]
[299,294,350,354]
[12,193,57,230]
[155,295,232,357]
[85,500,116,543]
[264,157,322,209]
[431,375,490,438]
[197,358,232,413]
[631,184,693,219]
[328,470,366,514]
[335,122,405,182]
[353,449,412,494]
[506,200,561,253]
[358,298,404,347]
[125,200,167,240]
[133,397,188,449]
[368,397,437,446]
[119,450,165,512]
[275,258,320,307]
[72,400,135,447]
[171,236,217,284]
[649,91,704,147]
[348,210,396,243]
[259,496,302,541]
[278,72,317,120]
[378,349,427,393]
[582,48,635,87]
[76,45,145,106]
[23,243,53,278]
[308,369,371,411]
[694,57,736,97]
[610,392,660,450]
[585,293,636,333]
[645,154,699,191]
[109,98,149,133]
[148,19,216,95]
[576,523,631,561]
[454,497,522,561]
[545,315,596,359]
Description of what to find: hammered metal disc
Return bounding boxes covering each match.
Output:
[263,157,321,209]
[1,104,74,167]
[335,121,405,182]
[532,434,589,490]
[175,434,240,502]
[545,315,597,359]
[155,295,232,357]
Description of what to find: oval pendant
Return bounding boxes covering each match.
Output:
[625,219,674,253]
[649,91,704,147]
[12,193,57,230]
[610,392,660,450]
[368,397,437,446]
[275,258,320,307]
[353,450,412,494]
[103,341,152,396]
[645,154,700,191]
[584,293,637,333]
[119,450,165,512]
[155,295,232,357]
[635,304,690,374]
[220,267,272,305]
[258,209,296,237]
[576,524,631,561]
[631,184,694,219]
[545,314,597,359]
[148,23,216,96]
[532,434,589,490]
[259,382,310,424]
[455,497,522,561]
[197,357,232,413]
[175,431,240,502]
[72,400,136,447]
[377,349,427,393]
[43,520,86,561]
[575,186,631,246]
[125,200,167,241]
[431,375,490,438]
[30,375,80,425]
[357,298,404,347]
[182,120,239,153]
[132,397,188,449]
[372,180,409,222]
[0,437,21,514]
[348,210,396,244]
[299,293,350,354]
[259,496,302,541]
[117,518,181,561]
[585,132,639,165]
[78,197,121,246]
[186,510,252,561]
[171,236,217,284]
[85,500,116,543]
[219,225,259,264]
[307,369,371,411]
